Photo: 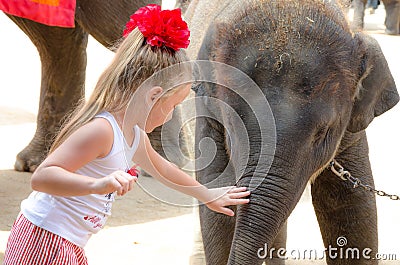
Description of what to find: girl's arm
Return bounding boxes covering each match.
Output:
[31,118,136,197]
[133,130,250,216]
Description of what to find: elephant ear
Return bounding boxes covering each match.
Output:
[348,33,399,133]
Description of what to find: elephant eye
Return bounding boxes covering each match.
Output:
[299,77,313,96]
[313,125,330,145]
[301,77,310,87]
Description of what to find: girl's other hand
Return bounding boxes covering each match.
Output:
[205,186,250,216]
[92,171,138,196]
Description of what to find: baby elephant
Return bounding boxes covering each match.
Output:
[186,0,399,264]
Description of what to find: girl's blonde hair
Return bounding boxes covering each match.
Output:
[50,28,189,153]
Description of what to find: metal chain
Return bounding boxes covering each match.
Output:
[328,160,400,201]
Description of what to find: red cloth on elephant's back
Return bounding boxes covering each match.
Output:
[0,0,75,27]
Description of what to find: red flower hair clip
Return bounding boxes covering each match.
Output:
[123,4,190,51]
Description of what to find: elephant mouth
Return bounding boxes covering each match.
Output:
[308,155,336,184]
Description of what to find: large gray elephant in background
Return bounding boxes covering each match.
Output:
[184,0,399,264]
[5,0,190,172]
[352,0,400,34]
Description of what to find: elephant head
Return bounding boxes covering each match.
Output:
[192,0,398,264]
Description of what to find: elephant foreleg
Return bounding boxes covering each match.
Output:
[7,15,88,172]
[311,131,378,265]
[383,1,400,35]
[351,0,368,31]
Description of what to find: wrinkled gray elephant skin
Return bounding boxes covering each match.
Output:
[188,0,399,264]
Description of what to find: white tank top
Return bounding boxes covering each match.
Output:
[21,111,141,247]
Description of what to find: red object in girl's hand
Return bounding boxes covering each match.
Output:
[127,166,139,177]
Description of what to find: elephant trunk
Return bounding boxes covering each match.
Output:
[228,155,311,265]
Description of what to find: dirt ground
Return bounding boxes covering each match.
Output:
[1,3,400,265]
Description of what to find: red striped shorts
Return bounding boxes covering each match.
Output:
[3,214,88,265]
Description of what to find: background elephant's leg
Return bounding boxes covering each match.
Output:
[340,0,352,21]
[264,221,287,265]
[311,131,378,265]
[7,15,88,172]
[351,0,367,31]
[383,1,400,34]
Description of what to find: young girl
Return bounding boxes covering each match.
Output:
[3,4,250,265]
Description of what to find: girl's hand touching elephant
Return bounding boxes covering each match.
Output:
[205,187,250,216]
